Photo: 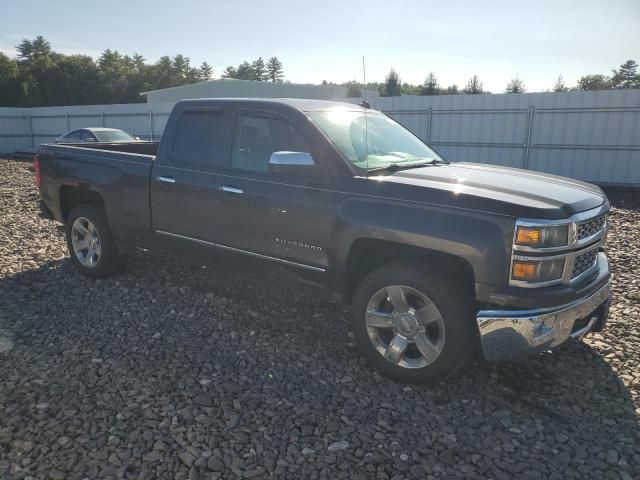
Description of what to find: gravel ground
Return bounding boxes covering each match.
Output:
[0,158,639,480]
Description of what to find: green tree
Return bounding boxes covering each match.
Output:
[0,36,290,106]
[172,54,190,81]
[132,53,146,71]
[420,72,439,95]
[96,49,132,103]
[199,62,213,80]
[252,57,266,80]
[236,61,255,80]
[16,35,52,61]
[222,65,238,79]
[0,52,21,105]
[266,57,284,82]
[577,74,612,91]
[611,60,639,89]
[553,75,568,92]
[382,68,401,96]
[505,76,525,93]
[463,75,484,94]
[152,56,175,89]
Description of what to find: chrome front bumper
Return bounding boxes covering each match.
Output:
[477,281,611,361]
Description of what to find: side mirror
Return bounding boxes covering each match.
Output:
[86,137,96,142]
[268,151,319,176]
[135,136,140,141]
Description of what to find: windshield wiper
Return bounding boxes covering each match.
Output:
[367,159,446,174]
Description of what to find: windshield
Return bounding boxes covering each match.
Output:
[307,109,442,170]
[95,130,136,142]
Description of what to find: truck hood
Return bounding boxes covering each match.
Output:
[378,162,607,219]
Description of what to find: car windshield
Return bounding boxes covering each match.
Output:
[307,109,441,170]
[95,130,136,142]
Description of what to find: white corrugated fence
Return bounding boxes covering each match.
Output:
[1,89,639,186]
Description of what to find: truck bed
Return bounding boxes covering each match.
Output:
[38,142,157,247]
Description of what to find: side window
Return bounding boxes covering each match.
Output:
[65,130,82,140]
[231,114,311,172]
[171,110,225,168]
[80,130,95,141]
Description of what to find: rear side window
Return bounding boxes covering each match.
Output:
[65,130,82,140]
[171,110,225,168]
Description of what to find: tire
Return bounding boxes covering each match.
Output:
[351,261,474,384]
[64,203,124,278]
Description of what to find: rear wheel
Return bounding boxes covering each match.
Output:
[65,204,124,278]
[351,262,474,384]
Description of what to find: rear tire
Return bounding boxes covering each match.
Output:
[351,261,474,384]
[65,203,124,278]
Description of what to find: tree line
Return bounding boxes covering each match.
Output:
[338,60,640,97]
[0,36,638,106]
[0,36,285,107]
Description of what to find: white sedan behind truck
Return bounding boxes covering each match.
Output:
[55,127,141,144]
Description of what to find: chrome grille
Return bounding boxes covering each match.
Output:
[576,214,606,241]
[572,249,598,278]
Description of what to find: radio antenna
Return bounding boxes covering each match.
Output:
[362,55,369,176]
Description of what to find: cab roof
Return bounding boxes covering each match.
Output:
[174,97,369,113]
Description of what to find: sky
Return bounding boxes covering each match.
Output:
[1,0,639,93]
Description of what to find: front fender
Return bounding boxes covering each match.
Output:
[330,197,515,289]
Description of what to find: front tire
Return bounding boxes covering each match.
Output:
[351,262,474,384]
[65,203,124,278]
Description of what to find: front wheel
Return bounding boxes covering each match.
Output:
[64,203,124,278]
[351,262,474,384]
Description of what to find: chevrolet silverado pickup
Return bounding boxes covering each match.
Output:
[35,98,612,383]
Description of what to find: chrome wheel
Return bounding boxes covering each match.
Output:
[365,285,445,369]
[71,216,101,268]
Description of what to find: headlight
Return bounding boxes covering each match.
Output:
[515,225,569,248]
[511,258,565,283]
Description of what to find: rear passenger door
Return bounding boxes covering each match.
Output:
[150,107,233,252]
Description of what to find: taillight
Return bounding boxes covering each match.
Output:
[33,154,41,189]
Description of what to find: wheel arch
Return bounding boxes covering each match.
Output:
[341,237,477,305]
[59,185,106,223]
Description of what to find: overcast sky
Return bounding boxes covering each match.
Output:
[1,0,639,92]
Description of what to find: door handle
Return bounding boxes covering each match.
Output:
[220,186,243,194]
[156,176,176,183]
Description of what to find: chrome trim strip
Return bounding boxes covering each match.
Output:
[220,186,243,194]
[509,204,608,287]
[509,242,601,288]
[155,230,326,273]
[513,204,609,253]
[156,176,176,183]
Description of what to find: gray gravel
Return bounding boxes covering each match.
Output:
[1,158,639,479]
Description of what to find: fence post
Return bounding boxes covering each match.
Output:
[100,112,105,127]
[27,114,34,148]
[65,113,70,130]
[149,112,154,141]
[523,106,535,169]
[426,107,433,143]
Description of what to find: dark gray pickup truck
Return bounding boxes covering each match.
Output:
[36,98,611,383]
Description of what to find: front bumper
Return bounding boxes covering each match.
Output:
[477,281,611,361]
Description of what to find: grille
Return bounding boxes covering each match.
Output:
[572,248,598,278]
[576,214,606,241]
